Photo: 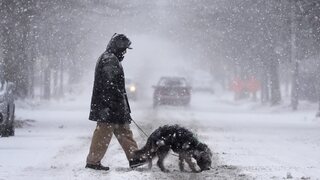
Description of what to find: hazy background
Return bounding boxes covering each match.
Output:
[1,0,320,111]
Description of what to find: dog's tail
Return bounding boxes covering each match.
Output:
[134,138,158,160]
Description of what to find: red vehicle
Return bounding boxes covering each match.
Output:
[152,77,191,108]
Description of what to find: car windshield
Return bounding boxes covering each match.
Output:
[159,78,187,87]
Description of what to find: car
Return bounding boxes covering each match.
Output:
[152,76,191,108]
[125,78,138,101]
[192,80,215,94]
[0,80,15,137]
[190,72,215,94]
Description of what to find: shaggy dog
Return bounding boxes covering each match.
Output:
[133,125,212,172]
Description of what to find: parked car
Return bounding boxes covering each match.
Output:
[125,78,138,101]
[191,72,215,94]
[0,80,15,137]
[152,76,191,108]
[192,79,215,94]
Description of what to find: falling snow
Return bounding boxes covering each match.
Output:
[1,0,320,179]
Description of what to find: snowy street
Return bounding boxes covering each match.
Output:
[1,92,319,180]
[2,0,320,180]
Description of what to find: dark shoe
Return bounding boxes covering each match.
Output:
[85,163,109,171]
[129,159,146,168]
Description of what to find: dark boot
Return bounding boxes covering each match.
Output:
[85,163,109,171]
[129,159,146,168]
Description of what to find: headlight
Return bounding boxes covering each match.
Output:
[129,86,136,92]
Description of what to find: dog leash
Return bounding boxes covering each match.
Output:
[131,119,149,138]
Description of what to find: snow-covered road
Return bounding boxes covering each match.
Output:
[1,92,319,180]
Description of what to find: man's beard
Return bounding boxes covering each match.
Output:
[115,49,126,61]
[115,52,124,61]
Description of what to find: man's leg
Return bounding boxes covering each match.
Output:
[113,123,138,161]
[86,122,113,165]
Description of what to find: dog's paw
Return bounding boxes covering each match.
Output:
[161,169,170,173]
[191,169,201,173]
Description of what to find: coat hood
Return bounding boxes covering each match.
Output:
[106,33,132,61]
[106,33,132,53]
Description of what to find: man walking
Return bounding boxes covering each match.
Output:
[86,34,144,171]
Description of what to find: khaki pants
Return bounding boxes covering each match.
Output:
[86,122,138,165]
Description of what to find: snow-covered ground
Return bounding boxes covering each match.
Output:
[1,92,320,180]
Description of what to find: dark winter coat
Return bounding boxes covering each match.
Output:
[89,51,131,124]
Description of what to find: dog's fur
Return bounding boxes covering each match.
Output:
[133,125,212,172]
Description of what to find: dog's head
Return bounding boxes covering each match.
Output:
[193,144,212,171]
